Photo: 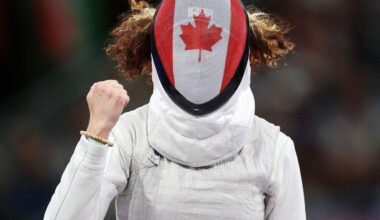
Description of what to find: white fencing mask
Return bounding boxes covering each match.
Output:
[151,0,249,116]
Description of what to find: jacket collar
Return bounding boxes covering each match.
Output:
[147,61,255,167]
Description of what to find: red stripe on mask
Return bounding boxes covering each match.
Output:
[154,0,176,86]
[220,0,247,91]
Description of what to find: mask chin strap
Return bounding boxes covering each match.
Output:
[150,4,251,116]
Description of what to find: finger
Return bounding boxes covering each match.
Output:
[95,83,115,95]
[103,79,119,84]
[112,84,123,89]
[86,89,93,100]
[112,88,130,106]
[90,82,100,90]
[125,95,130,107]
[103,80,121,87]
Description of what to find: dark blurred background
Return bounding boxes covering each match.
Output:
[0,0,379,219]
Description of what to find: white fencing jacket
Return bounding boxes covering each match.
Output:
[44,65,306,220]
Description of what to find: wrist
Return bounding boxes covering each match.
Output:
[80,130,113,147]
[86,123,111,139]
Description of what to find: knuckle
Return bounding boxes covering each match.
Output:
[93,81,103,86]
[116,97,125,105]
[93,83,105,91]
[122,95,129,102]
[115,93,123,100]
[106,90,114,96]
[86,90,93,98]
[106,79,118,84]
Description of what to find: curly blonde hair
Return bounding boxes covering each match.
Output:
[105,0,295,80]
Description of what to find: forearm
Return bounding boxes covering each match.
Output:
[44,136,113,220]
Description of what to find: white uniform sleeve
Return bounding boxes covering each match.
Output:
[44,133,130,220]
[264,133,306,220]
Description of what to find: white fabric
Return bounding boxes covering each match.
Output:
[44,105,306,220]
[44,0,305,216]
[147,61,254,167]
[172,0,231,103]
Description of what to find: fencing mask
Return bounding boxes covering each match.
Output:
[151,0,249,116]
[148,0,254,167]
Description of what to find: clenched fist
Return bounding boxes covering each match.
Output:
[86,80,130,139]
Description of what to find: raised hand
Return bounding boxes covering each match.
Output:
[85,80,130,139]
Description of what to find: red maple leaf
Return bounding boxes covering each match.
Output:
[180,10,223,62]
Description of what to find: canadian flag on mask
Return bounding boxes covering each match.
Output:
[154,0,247,106]
[179,9,223,63]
